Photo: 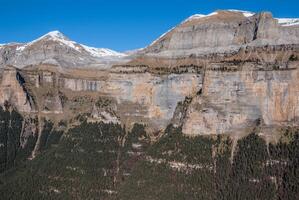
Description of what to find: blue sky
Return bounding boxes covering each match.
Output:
[0,0,298,51]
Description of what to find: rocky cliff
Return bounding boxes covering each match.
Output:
[0,10,298,137]
[143,10,299,58]
[1,10,299,200]
[0,64,201,133]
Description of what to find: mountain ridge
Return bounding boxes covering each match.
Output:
[1,10,299,70]
[143,10,299,56]
[0,9,298,136]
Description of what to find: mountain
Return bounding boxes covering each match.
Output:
[0,9,298,139]
[139,10,299,64]
[0,10,299,200]
[0,31,127,69]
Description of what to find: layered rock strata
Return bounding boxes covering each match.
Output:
[0,10,298,136]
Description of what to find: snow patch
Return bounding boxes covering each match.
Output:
[277,18,299,26]
[183,12,218,23]
[81,45,125,57]
[16,46,25,51]
[46,30,66,39]
[227,9,255,17]
[124,47,145,55]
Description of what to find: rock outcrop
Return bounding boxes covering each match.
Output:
[0,66,36,112]
[182,67,299,135]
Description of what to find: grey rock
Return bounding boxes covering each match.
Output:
[0,31,128,69]
[143,11,299,59]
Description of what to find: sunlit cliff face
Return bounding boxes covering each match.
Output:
[0,10,299,136]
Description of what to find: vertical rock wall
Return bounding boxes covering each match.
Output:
[182,66,299,135]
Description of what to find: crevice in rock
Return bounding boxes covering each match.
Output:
[16,71,36,109]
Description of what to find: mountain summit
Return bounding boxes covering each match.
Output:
[143,10,299,59]
[0,30,126,69]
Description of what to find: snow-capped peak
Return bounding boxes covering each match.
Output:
[37,30,72,42]
[44,30,66,39]
[27,30,78,50]
[33,30,67,41]
[14,30,126,58]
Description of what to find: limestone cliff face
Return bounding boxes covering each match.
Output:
[144,11,299,58]
[0,67,35,112]
[3,66,200,132]
[135,10,299,135]
[0,10,298,136]
[182,64,299,135]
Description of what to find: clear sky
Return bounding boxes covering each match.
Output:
[0,0,298,51]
